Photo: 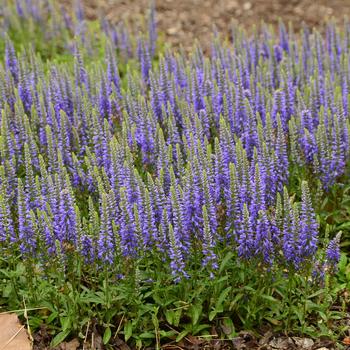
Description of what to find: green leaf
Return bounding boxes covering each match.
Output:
[209,310,217,321]
[47,311,59,324]
[50,330,70,347]
[80,295,104,304]
[215,287,232,311]
[151,307,160,329]
[219,252,234,273]
[216,276,229,284]
[307,289,325,299]
[243,286,255,292]
[176,330,189,342]
[338,222,350,230]
[124,321,133,342]
[134,339,141,350]
[152,294,163,305]
[291,305,303,323]
[41,301,57,313]
[317,311,328,322]
[192,324,211,334]
[3,283,13,298]
[61,317,72,332]
[103,327,112,344]
[305,300,320,311]
[188,304,202,326]
[338,254,348,272]
[164,310,174,325]
[28,316,44,329]
[159,330,177,337]
[16,263,25,274]
[221,318,235,336]
[229,293,244,310]
[173,309,182,327]
[0,269,11,278]
[261,294,277,302]
[139,332,155,339]
[265,317,282,326]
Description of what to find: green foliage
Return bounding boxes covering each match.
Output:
[319,178,350,252]
[0,247,348,348]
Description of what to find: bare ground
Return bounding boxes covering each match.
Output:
[77,0,350,51]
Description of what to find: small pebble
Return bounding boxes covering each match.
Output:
[243,2,252,10]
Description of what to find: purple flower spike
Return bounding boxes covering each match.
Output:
[326,232,341,271]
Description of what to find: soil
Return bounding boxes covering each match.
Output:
[77,0,350,51]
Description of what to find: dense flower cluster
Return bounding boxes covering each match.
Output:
[0,0,346,281]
